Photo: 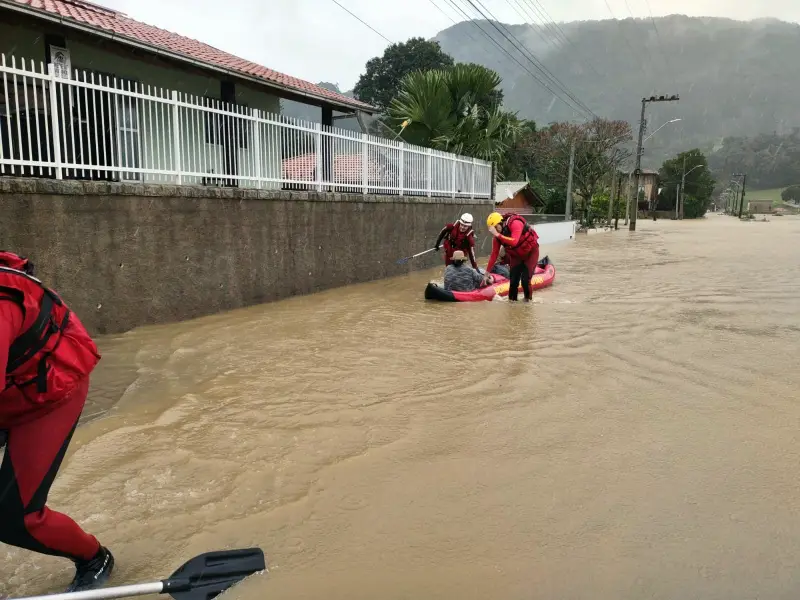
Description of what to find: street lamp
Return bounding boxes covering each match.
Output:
[624,118,682,225]
[644,118,681,143]
[630,93,681,231]
[678,162,702,219]
[732,172,747,218]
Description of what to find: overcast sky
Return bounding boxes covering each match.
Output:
[98,0,800,91]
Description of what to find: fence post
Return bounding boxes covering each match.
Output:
[470,157,476,199]
[398,142,405,197]
[252,108,262,189]
[362,133,368,195]
[451,155,456,199]
[171,90,182,185]
[426,148,432,198]
[47,63,63,180]
[315,123,323,192]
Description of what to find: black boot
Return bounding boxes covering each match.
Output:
[66,546,115,592]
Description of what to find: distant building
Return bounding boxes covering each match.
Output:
[637,169,660,210]
[282,152,393,189]
[494,181,546,214]
[621,169,660,212]
[0,0,374,187]
[748,200,773,214]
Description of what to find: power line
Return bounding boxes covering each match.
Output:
[467,0,597,118]
[523,0,605,78]
[509,0,605,81]
[441,0,593,119]
[641,0,677,87]
[461,0,597,118]
[620,0,657,74]
[502,0,564,54]
[601,0,649,80]
[524,0,570,44]
[328,0,393,44]
[425,0,486,49]
[517,0,571,48]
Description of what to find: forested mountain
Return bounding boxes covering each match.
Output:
[282,15,800,172]
[432,16,800,167]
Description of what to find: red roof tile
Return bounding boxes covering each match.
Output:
[283,153,385,182]
[6,0,374,113]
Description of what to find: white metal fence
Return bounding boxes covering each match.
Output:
[0,54,493,198]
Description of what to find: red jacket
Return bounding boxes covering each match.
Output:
[485,214,539,273]
[0,252,100,408]
[436,223,478,269]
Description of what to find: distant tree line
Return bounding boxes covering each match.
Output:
[708,130,800,190]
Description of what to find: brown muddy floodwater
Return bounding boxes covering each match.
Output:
[3,215,800,600]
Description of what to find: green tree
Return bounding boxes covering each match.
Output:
[518,118,633,216]
[708,129,800,190]
[496,120,537,181]
[387,64,523,170]
[780,185,800,202]
[353,38,455,113]
[530,178,567,215]
[658,149,716,218]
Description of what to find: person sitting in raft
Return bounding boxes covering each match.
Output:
[435,213,479,270]
[444,250,491,292]
[489,247,511,279]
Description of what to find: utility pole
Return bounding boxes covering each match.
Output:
[729,183,738,215]
[565,140,575,221]
[607,166,617,226]
[734,172,747,218]
[679,155,686,220]
[630,94,680,231]
[614,172,622,230]
[630,100,647,231]
[624,170,633,225]
[675,183,681,219]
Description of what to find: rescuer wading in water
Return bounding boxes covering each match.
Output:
[484,212,540,302]
[0,251,114,592]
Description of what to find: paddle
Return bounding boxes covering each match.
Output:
[13,547,266,600]
[396,247,437,265]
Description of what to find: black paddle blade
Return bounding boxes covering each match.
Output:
[163,548,266,600]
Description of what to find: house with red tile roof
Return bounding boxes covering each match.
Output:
[0,0,373,116]
[0,0,377,187]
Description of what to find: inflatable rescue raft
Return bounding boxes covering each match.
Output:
[424,256,555,302]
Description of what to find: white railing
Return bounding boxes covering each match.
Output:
[0,54,493,198]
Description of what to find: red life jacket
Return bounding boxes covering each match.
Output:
[500,213,539,256]
[445,223,474,250]
[0,253,100,404]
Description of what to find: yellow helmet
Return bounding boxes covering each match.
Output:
[486,212,503,228]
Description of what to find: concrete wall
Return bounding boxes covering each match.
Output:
[0,178,492,335]
[533,220,577,245]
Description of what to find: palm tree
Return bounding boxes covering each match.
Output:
[388,63,522,169]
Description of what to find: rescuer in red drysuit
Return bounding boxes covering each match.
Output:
[0,251,114,592]
[434,213,478,270]
[484,212,540,302]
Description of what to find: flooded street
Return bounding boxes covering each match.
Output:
[4,215,800,600]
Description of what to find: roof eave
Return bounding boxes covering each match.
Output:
[0,0,376,115]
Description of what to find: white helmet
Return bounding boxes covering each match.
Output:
[459,213,473,227]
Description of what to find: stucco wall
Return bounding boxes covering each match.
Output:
[0,178,492,334]
[533,220,576,245]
